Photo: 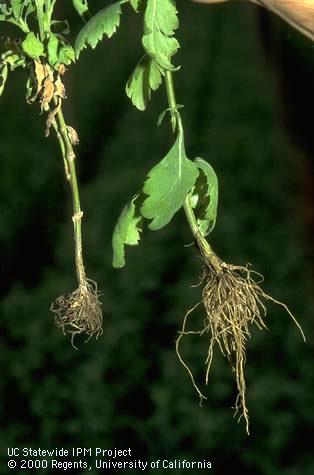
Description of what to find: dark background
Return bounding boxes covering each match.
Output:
[0,1,313,474]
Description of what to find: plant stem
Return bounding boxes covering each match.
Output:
[53,103,86,286]
[183,192,199,238]
[165,70,176,111]
[184,194,222,273]
[35,0,45,41]
[164,70,181,133]
[164,70,222,274]
[7,18,29,33]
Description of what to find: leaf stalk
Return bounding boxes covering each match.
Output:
[164,70,221,274]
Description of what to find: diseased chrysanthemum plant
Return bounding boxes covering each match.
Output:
[0,0,103,346]
[74,0,305,433]
[1,0,306,432]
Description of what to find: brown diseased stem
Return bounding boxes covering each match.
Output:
[54,104,86,287]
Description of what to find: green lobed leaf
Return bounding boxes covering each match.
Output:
[130,0,141,12]
[11,0,23,20]
[48,33,75,69]
[21,32,44,59]
[141,124,199,230]
[72,0,90,18]
[75,1,122,57]
[58,44,75,65]
[1,50,25,70]
[0,49,25,97]
[191,158,218,236]
[0,2,10,19]
[5,1,36,27]
[126,55,163,111]
[142,0,179,70]
[112,195,143,268]
[47,33,59,67]
[149,61,163,90]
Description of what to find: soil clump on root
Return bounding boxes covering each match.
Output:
[51,279,103,348]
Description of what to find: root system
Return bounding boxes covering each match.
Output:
[51,279,103,348]
[176,257,305,434]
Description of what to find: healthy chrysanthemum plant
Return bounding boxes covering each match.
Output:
[75,0,306,433]
[0,0,103,346]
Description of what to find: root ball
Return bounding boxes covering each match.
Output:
[51,279,103,348]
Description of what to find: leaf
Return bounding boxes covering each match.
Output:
[23,1,35,23]
[1,50,25,70]
[142,0,179,70]
[141,125,199,230]
[126,55,163,111]
[148,58,163,90]
[112,195,143,268]
[192,158,219,236]
[11,0,23,20]
[6,1,36,27]
[48,32,75,68]
[51,20,70,35]
[0,3,10,19]
[58,44,75,65]
[47,33,59,67]
[0,49,25,97]
[72,0,90,18]
[75,1,122,57]
[130,0,141,12]
[157,104,184,127]
[21,32,44,59]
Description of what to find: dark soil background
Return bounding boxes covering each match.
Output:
[0,1,313,474]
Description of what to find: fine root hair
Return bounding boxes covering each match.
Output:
[51,279,103,348]
[176,261,305,434]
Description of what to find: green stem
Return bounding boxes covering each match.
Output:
[7,18,29,33]
[165,70,176,110]
[164,70,222,273]
[184,195,222,273]
[44,0,55,31]
[164,70,182,133]
[35,0,45,41]
[54,105,86,286]
[183,193,200,238]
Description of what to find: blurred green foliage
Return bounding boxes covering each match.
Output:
[0,2,313,474]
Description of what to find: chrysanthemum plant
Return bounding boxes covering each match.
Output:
[0,0,103,346]
[1,0,305,433]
